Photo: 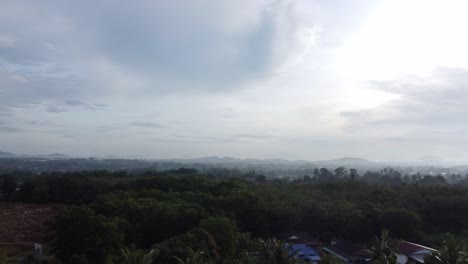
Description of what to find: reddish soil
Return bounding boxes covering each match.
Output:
[0,202,62,260]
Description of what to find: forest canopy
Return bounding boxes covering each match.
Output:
[1,168,468,263]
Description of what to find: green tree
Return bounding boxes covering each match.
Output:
[224,232,259,264]
[151,227,219,264]
[116,248,156,264]
[349,169,359,180]
[313,168,320,178]
[258,239,300,264]
[53,207,123,263]
[380,208,421,240]
[334,167,347,179]
[200,217,239,259]
[174,248,212,264]
[425,234,468,264]
[370,230,398,264]
[1,175,16,199]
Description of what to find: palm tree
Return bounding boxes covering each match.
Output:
[370,230,398,264]
[257,239,301,264]
[119,248,156,264]
[173,248,212,264]
[223,232,259,264]
[425,234,468,264]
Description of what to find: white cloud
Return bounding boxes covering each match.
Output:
[2,0,468,162]
[0,35,16,47]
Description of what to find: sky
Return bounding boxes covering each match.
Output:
[1,0,468,162]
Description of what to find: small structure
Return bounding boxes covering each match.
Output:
[34,243,42,254]
[287,236,325,251]
[323,241,372,263]
[397,241,436,263]
[289,243,321,263]
[278,231,314,241]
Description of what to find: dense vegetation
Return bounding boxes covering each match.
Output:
[1,168,468,263]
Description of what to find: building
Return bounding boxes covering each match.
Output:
[323,241,372,263]
[397,241,436,263]
[289,243,321,263]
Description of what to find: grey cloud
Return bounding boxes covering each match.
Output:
[47,130,75,138]
[131,122,163,128]
[63,100,107,110]
[232,133,277,140]
[149,135,235,144]
[97,122,164,133]
[0,126,24,133]
[68,0,276,91]
[46,105,67,113]
[27,120,67,128]
[0,106,12,116]
[339,111,371,119]
[383,137,408,142]
[0,70,83,107]
[341,68,468,134]
[65,100,85,106]
[0,42,50,65]
[1,0,319,96]
[43,101,108,114]
[96,124,126,133]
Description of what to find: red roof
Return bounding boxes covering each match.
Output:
[398,241,435,255]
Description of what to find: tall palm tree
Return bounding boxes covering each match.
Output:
[223,232,259,264]
[173,248,212,264]
[119,248,156,264]
[370,230,398,264]
[257,239,301,264]
[425,234,468,264]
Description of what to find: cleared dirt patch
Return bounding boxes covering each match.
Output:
[0,202,62,261]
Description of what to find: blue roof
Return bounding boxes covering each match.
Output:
[289,244,321,262]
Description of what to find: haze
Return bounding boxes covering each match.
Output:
[1,0,468,162]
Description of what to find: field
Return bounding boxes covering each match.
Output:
[0,203,61,263]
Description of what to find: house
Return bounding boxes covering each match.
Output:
[278,231,314,241]
[289,243,321,263]
[323,241,372,263]
[287,236,325,251]
[397,241,436,263]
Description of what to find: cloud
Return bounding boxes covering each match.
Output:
[46,105,67,113]
[0,69,83,107]
[0,35,16,47]
[131,122,163,128]
[0,0,322,98]
[0,126,24,133]
[96,124,126,133]
[64,100,85,106]
[7,0,445,160]
[340,68,468,139]
[41,100,108,114]
[62,100,107,110]
[0,106,12,116]
[232,133,277,140]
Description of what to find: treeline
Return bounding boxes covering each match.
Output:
[300,166,468,185]
[1,169,468,263]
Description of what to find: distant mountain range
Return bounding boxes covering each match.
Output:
[0,151,69,159]
[2,150,468,175]
[0,150,466,169]
[0,151,15,157]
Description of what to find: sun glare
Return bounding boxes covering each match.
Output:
[334,0,468,81]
